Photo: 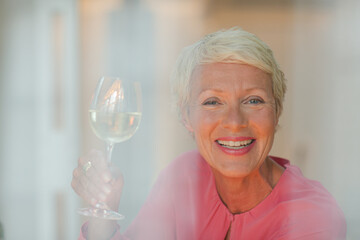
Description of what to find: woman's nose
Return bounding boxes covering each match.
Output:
[222,106,248,131]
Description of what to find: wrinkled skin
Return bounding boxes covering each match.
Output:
[71,149,123,212]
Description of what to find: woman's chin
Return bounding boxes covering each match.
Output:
[211,163,255,179]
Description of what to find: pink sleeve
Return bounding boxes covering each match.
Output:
[276,222,346,240]
[122,169,176,240]
[274,200,347,240]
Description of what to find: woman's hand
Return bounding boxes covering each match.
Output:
[71,149,124,212]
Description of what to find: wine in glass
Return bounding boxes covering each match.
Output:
[78,76,142,220]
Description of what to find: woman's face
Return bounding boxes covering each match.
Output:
[185,63,278,178]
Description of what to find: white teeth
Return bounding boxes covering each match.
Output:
[217,139,253,149]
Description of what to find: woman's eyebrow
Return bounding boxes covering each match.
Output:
[199,88,224,94]
[243,87,272,96]
[199,87,270,95]
[197,89,225,98]
[243,86,269,92]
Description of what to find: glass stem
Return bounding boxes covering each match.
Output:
[106,142,114,164]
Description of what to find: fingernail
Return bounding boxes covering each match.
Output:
[103,185,111,194]
[99,193,107,202]
[103,173,112,183]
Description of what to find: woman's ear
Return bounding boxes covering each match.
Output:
[274,112,280,132]
[182,107,194,133]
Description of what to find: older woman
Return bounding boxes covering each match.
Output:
[72,27,346,240]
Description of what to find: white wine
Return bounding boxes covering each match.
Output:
[89,110,141,143]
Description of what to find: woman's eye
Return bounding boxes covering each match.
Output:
[248,98,264,104]
[203,100,220,105]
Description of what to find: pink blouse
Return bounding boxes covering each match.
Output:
[80,150,346,240]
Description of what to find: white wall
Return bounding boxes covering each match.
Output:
[0,0,80,239]
[291,2,360,238]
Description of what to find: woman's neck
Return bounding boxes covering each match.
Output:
[212,157,284,214]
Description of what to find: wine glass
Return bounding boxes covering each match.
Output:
[78,76,142,220]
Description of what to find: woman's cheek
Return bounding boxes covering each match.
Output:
[251,110,277,133]
[193,108,218,126]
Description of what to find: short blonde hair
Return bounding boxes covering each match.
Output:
[170,27,286,119]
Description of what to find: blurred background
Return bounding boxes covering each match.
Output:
[0,0,359,239]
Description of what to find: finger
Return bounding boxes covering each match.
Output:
[87,149,108,169]
[73,160,112,202]
[81,161,113,196]
[73,150,121,207]
[106,172,124,211]
[77,172,110,203]
[79,151,112,183]
[89,151,113,183]
[78,149,103,167]
[71,177,98,206]
[109,167,124,190]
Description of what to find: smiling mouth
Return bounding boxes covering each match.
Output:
[216,139,255,149]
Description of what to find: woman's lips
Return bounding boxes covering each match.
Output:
[215,137,255,156]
